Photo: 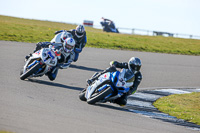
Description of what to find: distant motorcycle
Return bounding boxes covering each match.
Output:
[100,20,119,33]
[20,45,60,80]
[79,70,132,104]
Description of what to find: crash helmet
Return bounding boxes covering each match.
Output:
[128,57,142,74]
[63,37,75,53]
[61,31,73,42]
[75,25,85,38]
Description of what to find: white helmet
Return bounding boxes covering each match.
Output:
[63,38,75,53]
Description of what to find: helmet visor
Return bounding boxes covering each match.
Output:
[76,31,83,36]
[65,44,74,52]
[75,31,84,38]
[130,64,141,72]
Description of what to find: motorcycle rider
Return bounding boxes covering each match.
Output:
[87,57,142,106]
[100,17,119,33]
[25,37,76,81]
[54,25,87,62]
[47,37,76,81]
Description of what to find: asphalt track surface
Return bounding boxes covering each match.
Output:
[0,40,200,133]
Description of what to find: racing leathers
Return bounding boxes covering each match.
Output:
[54,29,87,62]
[100,17,119,33]
[87,61,142,106]
[33,42,75,81]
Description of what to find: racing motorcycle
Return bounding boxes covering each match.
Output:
[20,45,60,80]
[51,30,73,43]
[100,20,119,33]
[79,69,133,104]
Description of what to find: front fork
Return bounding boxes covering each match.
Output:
[26,60,44,75]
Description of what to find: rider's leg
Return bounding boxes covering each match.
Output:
[47,67,58,81]
[113,94,127,106]
[73,52,79,62]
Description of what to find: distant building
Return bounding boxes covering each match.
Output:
[83,20,93,27]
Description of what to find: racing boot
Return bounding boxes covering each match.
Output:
[46,67,58,81]
[113,94,127,106]
[73,52,79,62]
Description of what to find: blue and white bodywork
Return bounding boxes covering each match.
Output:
[84,69,134,104]
[20,45,59,80]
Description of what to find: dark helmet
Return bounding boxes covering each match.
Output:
[75,25,85,38]
[128,57,141,74]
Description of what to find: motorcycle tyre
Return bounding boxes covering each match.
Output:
[116,29,119,33]
[87,87,112,104]
[20,62,41,80]
[79,88,87,101]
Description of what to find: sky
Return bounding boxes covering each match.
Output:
[0,0,200,37]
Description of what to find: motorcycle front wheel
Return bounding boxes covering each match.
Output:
[87,87,112,104]
[79,88,87,101]
[20,62,41,80]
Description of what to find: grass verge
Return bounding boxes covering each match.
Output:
[1,15,200,55]
[0,131,13,133]
[153,92,200,125]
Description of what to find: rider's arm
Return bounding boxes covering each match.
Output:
[51,43,62,47]
[128,72,142,95]
[110,61,128,69]
[34,42,51,52]
[74,35,87,53]
[36,42,51,47]
[54,30,66,35]
[57,52,74,69]
[65,29,75,36]
[103,18,111,22]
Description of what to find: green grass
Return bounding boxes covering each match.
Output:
[0,131,13,133]
[153,92,200,125]
[1,15,200,55]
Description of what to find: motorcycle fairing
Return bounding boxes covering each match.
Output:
[39,48,57,67]
[22,47,57,78]
[85,72,111,99]
[85,70,130,100]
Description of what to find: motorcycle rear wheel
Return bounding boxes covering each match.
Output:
[87,87,112,104]
[20,63,41,80]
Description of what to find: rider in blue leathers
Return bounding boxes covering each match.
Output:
[87,57,142,106]
[54,25,87,62]
[100,17,119,33]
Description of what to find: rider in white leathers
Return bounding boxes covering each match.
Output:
[45,37,76,81]
[25,37,76,81]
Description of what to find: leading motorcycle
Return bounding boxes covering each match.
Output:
[79,70,132,104]
[100,20,119,33]
[20,45,60,80]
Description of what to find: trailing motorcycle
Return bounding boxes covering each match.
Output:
[79,70,132,104]
[20,45,60,80]
[51,30,73,43]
